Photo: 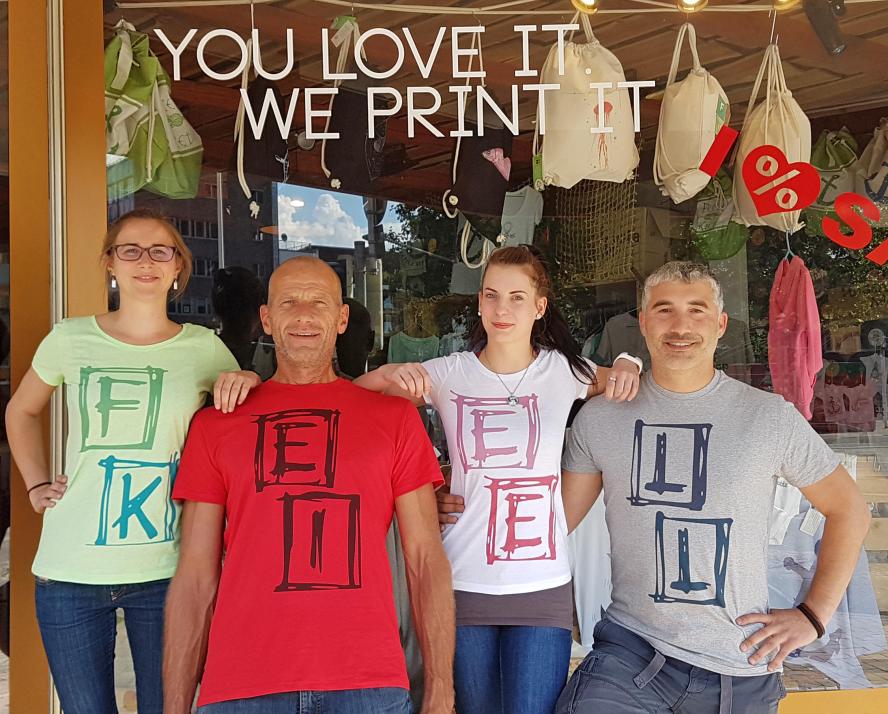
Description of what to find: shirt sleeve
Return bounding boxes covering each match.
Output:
[421,355,453,410]
[31,322,66,387]
[392,401,445,498]
[531,188,544,225]
[776,400,842,489]
[172,412,228,505]
[561,400,603,474]
[210,333,240,375]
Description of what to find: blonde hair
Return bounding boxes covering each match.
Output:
[101,209,192,300]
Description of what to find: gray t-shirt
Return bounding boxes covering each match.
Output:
[563,371,840,677]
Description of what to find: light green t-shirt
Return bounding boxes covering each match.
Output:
[30,316,239,584]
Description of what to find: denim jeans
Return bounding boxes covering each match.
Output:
[35,577,168,714]
[454,625,573,714]
[197,688,412,713]
[556,617,786,714]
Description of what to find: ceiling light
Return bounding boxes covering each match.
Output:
[676,0,708,12]
[290,198,305,209]
[773,0,801,10]
[571,0,601,14]
[804,0,846,55]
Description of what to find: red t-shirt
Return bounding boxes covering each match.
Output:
[173,379,443,706]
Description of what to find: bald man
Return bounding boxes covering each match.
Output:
[164,258,455,714]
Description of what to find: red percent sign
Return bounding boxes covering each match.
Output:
[732,144,888,266]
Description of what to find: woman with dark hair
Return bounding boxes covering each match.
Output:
[355,245,641,714]
[5,209,259,714]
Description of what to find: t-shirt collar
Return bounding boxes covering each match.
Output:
[644,370,723,400]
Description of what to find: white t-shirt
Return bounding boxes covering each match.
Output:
[423,349,595,594]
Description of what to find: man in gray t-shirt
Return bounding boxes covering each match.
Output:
[555,262,870,714]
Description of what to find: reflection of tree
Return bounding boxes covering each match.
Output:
[382,204,455,299]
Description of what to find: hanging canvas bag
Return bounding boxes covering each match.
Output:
[732,43,811,233]
[654,23,730,204]
[534,12,638,188]
[320,18,390,194]
[691,171,749,261]
[854,118,888,227]
[104,19,203,199]
[803,128,858,236]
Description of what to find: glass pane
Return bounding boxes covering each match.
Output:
[96,1,888,705]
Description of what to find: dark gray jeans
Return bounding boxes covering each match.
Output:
[556,618,786,714]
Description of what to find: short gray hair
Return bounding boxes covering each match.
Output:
[641,261,724,312]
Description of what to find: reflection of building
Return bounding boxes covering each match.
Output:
[107,176,279,327]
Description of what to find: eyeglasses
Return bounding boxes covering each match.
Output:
[109,244,178,262]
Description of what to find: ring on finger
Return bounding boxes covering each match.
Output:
[608,376,617,382]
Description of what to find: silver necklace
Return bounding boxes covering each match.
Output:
[489,361,532,406]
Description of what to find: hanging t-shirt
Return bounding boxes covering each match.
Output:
[173,379,443,706]
[29,316,238,584]
[595,313,651,370]
[423,349,594,595]
[388,332,440,364]
[563,371,840,676]
[501,185,544,247]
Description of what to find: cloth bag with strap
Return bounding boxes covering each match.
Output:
[442,31,508,268]
[534,12,638,188]
[691,170,749,261]
[654,23,730,204]
[854,117,888,227]
[104,19,203,199]
[732,43,811,233]
[804,128,858,236]
[320,18,389,195]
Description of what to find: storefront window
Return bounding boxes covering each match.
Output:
[98,1,888,703]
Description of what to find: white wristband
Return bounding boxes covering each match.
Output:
[614,352,643,374]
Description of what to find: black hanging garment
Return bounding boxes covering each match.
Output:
[322,74,390,195]
[443,94,514,243]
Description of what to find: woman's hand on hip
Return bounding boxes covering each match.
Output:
[29,475,67,514]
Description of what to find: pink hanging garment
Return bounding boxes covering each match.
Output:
[768,256,823,419]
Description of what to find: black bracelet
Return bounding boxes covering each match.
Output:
[797,602,826,639]
[27,481,52,495]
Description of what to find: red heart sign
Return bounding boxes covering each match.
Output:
[741,145,820,216]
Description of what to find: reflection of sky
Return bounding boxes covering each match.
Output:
[276,183,404,249]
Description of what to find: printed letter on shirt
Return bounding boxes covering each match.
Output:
[485,476,558,564]
[94,455,178,546]
[453,394,540,471]
[78,366,165,451]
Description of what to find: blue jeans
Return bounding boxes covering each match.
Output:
[454,625,573,714]
[35,577,168,714]
[197,688,412,713]
[556,617,785,714]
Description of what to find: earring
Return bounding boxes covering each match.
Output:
[173,278,179,291]
[535,313,542,320]
[110,276,117,289]
[477,310,481,316]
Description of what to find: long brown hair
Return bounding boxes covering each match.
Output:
[468,245,597,385]
[101,208,192,300]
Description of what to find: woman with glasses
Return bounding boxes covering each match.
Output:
[5,209,259,714]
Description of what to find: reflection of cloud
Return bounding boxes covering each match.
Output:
[277,192,365,248]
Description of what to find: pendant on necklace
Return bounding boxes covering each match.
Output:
[508,396,519,406]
